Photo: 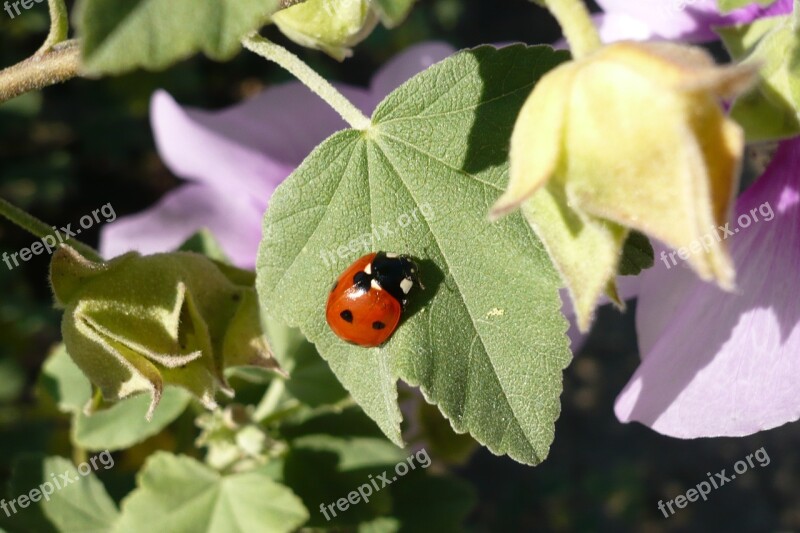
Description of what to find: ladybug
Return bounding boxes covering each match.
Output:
[326,252,421,347]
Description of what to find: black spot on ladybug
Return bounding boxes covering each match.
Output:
[372,321,386,330]
[340,310,354,323]
[353,271,371,291]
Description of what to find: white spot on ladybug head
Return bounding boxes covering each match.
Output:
[371,279,383,291]
[385,252,398,258]
[364,263,372,275]
[400,278,413,294]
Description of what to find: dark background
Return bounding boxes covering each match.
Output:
[1,0,798,531]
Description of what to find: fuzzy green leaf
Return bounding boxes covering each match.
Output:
[114,452,308,533]
[6,455,119,533]
[77,0,280,74]
[257,45,572,465]
[718,5,800,141]
[618,231,654,276]
[38,345,191,451]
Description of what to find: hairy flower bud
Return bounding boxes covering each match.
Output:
[491,41,757,329]
[50,246,280,419]
[272,0,378,60]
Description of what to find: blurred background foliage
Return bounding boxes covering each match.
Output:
[1,0,799,531]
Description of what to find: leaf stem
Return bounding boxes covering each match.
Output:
[37,0,70,54]
[0,39,81,106]
[541,0,601,59]
[0,196,103,262]
[241,34,371,130]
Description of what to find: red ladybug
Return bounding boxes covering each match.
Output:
[326,252,421,347]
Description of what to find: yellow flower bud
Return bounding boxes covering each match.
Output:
[491,42,757,330]
[272,0,378,61]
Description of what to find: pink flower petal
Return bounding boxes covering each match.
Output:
[100,184,263,268]
[616,137,800,437]
[101,42,457,267]
[596,0,793,43]
[151,90,296,204]
[370,42,456,105]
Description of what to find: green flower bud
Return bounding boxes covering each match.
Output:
[272,0,378,61]
[50,246,281,420]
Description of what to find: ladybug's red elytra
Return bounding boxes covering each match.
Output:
[326,252,421,347]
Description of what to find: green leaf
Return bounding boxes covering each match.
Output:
[38,345,191,451]
[38,344,92,413]
[257,45,572,465]
[73,387,191,452]
[617,231,654,276]
[281,435,403,526]
[114,452,308,533]
[263,316,348,407]
[718,6,800,141]
[717,0,772,12]
[178,230,229,262]
[5,455,119,533]
[76,0,280,74]
[371,0,415,28]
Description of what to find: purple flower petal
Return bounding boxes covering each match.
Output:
[616,137,800,437]
[101,42,456,267]
[369,42,456,105]
[596,0,793,43]
[100,183,264,268]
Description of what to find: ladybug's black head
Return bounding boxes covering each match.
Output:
[372,252,421,309]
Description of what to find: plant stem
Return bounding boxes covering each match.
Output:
[0,196,103,262]
[242,34,371,130]
[37,0,70,54]
[541,0,601,59]
[0,39,80,106]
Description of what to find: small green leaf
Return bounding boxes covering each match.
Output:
[719,6,800,141]
[39,344,91,413]
[76,0,280,74]
[7,455,119,533]
[717,0,772,12]
[257,45,573,465]
[38,345,191,451]
[263,316,348,407]
[617,231,654,276]
[178,230,229,262]
[281,435,403,526]
[371,0,416,28]
[114,452,308,533]
[73,387,191,452]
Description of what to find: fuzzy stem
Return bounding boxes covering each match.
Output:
[0,196,103,262]
[541,0,601,59]
[242,33,371,130]
[0,40,80,106]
